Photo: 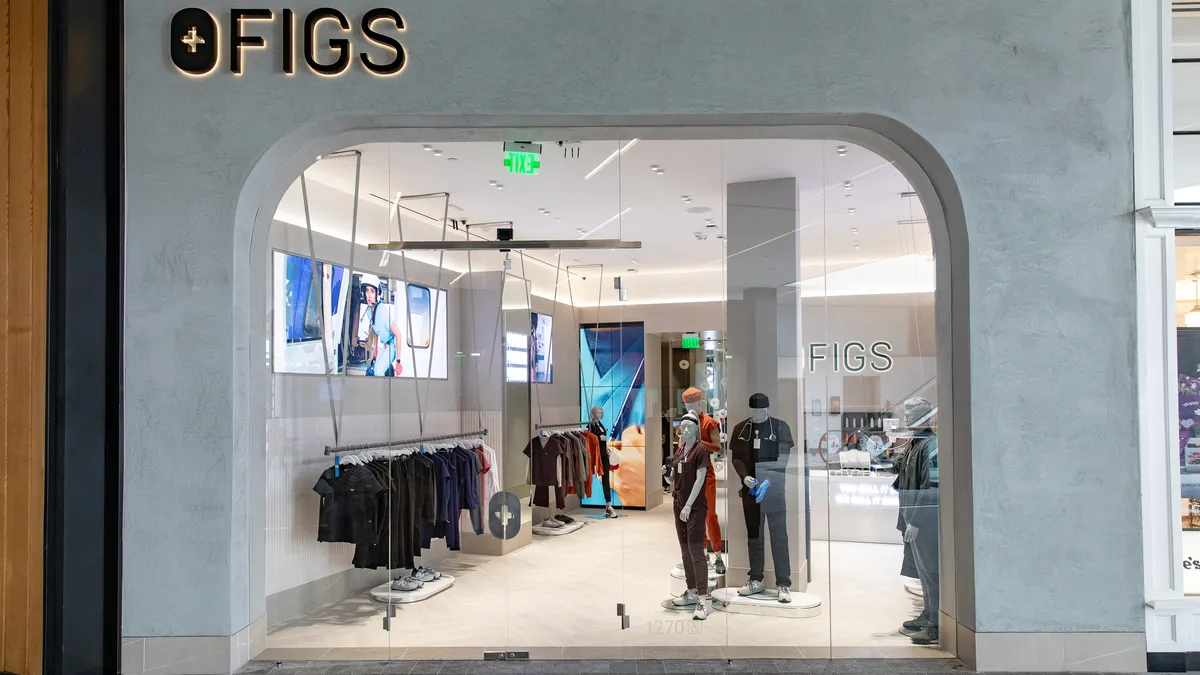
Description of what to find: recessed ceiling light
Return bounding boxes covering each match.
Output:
[447,157,458,162]
[489,180,497,186]
[577,228,587,234]
[626,268,638,274]
[496,184,504,191]
[686,206,712,214]
[848,207,856,215]
[432,149,443,157]
[844,181,852,190]
[851,228,859,234]
[423,145,433,152]
[836,145,848,156]
[630,258,639,264]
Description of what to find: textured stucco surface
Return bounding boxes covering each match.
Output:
[123,0,1136,637]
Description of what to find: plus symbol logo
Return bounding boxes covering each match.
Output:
[180,27,205,53]
[169,9,218,75]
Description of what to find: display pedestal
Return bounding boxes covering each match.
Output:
[533,520,585,536]
[368,575,455,604]
[669,566,723,596]
[711,587,821,618]
[904,577,923,597]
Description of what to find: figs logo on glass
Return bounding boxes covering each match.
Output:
[169,7,407,77]
[807,341,894,373]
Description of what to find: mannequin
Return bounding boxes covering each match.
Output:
[891,397,939,645]
[681,387,725,573]
[661,412,712,620]
[729,393,794,604]
[588,405,618,518]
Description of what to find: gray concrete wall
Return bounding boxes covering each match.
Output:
[123,0,1137,645]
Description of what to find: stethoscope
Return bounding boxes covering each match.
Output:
[736,416,776,442]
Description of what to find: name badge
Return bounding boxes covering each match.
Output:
[678,461,684,474]
[753,438,761,449]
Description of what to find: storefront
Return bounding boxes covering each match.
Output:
[98,2,1146,673]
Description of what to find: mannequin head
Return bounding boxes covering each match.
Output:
[680,411,700,446]
[903,397,933,429]
[590,405,604,421]
[682,387,706,415]
[749,392,770,423]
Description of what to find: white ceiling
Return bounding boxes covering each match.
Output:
[273,139,931,306]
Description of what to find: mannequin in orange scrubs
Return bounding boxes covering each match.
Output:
[681,387,723,567]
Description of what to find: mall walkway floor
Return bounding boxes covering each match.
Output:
[236,658,968,675]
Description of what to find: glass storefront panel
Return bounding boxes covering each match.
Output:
[260,136,944,659]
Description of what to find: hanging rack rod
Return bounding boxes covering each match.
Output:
[324,429,488,455]
[534,422,587,430]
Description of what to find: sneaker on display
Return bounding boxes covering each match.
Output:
[390,576,424,592]
[540,518,564,529]
[413,567,440,583]
[777,586,792,604]
[909,628,939,646]
[738,579,766,597]
[672,588,700,607]
[714,555,726,575]
[693,598,710,621]
[554,514,575,524]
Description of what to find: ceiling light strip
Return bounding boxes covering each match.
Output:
[583,139,639,180]
[579,207,632,239]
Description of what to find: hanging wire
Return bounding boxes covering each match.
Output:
[415,196,451,434]
[393,195,427,435]
[299,171,340,445]
[334,153,363,444]
[527,249,568,428]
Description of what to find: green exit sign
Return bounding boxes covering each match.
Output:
[503,141,542,175]
[682,333,700,349]
[505,151,540,174]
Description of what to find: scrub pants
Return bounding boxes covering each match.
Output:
[600,447,613,504]
[675,499,709,594]
[747,506,791,588]
[912,530,939,631]
[703,469,722,552]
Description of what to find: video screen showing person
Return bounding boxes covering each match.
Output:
[273,252,448,378]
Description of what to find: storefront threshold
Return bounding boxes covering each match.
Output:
[238,656,964,675]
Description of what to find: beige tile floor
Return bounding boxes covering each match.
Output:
[266,503,944,658]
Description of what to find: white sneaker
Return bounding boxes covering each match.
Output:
[672,588,699,607]
[605,505,617,518]
[738,579,766,596]
[540,518,563,529]
[693,598,710,620]
[777,586,792,604]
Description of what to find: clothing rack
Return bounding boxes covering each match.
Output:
[534,422,587,431]
[324,429,488,456]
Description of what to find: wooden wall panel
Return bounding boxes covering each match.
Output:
[0,0,48,672]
